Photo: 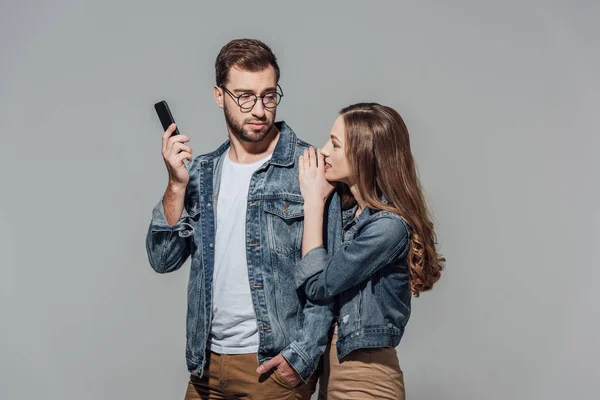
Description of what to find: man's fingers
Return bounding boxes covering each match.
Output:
[171,142,192,156]
[161,123,176,139]
[256,355,282,374]
[167,123,177,134]
[272,357,301,388]
[176,151,192,166]
[164,135,191,158]
[180,144,192,154]
[169,134,190,146]
[161,124,178,152]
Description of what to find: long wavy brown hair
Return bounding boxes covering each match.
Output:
[339,102,445,296]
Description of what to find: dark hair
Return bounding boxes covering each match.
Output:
[340,102,445,296]
[215,39,280,86]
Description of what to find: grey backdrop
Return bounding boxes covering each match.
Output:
[1,1,598,399]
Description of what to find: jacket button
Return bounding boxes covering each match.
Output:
[209,243,214,248]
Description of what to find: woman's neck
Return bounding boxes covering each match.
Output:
[348,184,368,217]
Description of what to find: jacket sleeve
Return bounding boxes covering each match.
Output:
[279,192,340,382]
[145,160,201,274]
[295,214,410,301]
[145,197,196,274]
[279,296,334,382]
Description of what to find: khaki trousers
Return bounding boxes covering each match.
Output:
[318,334,405,400]
[184,352,317,400]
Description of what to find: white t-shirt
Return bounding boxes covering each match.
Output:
[209,149,272,354]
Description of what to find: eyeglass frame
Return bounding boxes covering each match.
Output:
[220,84,284,110]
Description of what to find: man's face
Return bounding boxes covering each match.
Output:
[215,65,278,142]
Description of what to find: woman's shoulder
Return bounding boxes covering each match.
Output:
[358,209,411,245]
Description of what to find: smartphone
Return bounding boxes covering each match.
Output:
[154,100,180,136]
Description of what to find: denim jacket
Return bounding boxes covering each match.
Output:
[145,122,340,381]
[294,203,412,359]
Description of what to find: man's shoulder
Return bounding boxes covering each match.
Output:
[293,136,313,159]
[278,120,313,153]
[191,140,230,164]
[295,136,312,150]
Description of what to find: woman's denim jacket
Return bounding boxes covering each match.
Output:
[294,203,412,359]
[146,122,340,381]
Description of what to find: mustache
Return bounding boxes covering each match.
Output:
[246,117,267,123]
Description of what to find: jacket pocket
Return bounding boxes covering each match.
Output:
[263,197,304,256]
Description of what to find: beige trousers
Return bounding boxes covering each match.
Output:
[318,334,405,400]
[184,352,317,400]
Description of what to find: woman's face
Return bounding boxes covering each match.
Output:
[321,115,352,185]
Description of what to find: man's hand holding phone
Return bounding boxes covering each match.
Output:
[154,99,192,226]
[161,123,192,190]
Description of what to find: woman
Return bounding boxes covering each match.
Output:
[296,102,445,400]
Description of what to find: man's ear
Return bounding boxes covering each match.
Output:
[214,85,224,109]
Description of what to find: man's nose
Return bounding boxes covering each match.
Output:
[251,99,266,118]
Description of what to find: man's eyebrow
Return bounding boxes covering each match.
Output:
[232,87,277,94]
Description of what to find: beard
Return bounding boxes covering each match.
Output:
[224,103,275,143]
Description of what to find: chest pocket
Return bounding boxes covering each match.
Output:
[263,197,304,256]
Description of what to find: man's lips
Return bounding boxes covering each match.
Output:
[247,121,266,129]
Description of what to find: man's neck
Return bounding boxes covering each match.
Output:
[227,126,280,164]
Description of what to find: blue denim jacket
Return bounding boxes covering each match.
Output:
[294,204,412,359]
[145,122,340,381]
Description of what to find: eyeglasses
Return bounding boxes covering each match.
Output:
[220,84,284,110]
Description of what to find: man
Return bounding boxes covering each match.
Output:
[146,39,339,400]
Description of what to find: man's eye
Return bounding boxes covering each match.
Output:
[239,94,254,101]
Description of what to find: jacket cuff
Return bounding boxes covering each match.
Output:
[280,342,317,383]
[149,199,194,237]
[294,246,328,288]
